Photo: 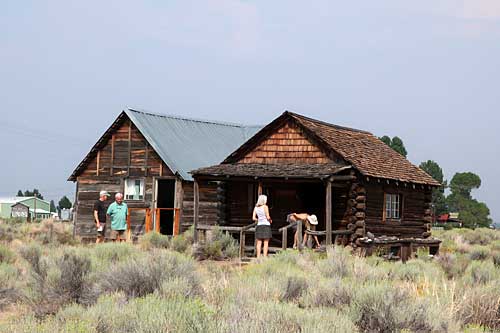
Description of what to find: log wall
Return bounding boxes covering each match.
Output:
[363,181,430,238]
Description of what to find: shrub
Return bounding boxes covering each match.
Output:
[170,233,191,254]
[55,251,93,305]
[139,231,170,250]
[221,299,357,332]
[0,263,21,310]
[469,245,490,261]
[464,261,497,285]
[0,244,15,264]
[29,221,78,245]
[456,282,500,330]
[300,278,352,308]
[20,246,94,317]
[193,228,239,260]
[98,251,199,299]
[92,242,139,265]
[436,253,470,279]
[11,293,216,332]
[351,284,449,333]
[463,228,500,246]
[318,246,352,278]
[279,275,308,302]
[492,252,500,267]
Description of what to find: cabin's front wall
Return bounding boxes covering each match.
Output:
[74,118,174,240]
[364,181,432,238]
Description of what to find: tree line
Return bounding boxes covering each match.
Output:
[380,136,492,228]
[16,189,72,214]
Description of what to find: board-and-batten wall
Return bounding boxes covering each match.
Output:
[75,119,172,239]
[74,118,220,239]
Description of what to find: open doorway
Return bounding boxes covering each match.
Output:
[156,179,175,235]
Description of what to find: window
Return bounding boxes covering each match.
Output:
[385,193,401,220]
[125,179,144,200]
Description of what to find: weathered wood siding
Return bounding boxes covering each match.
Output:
[364,182,429,238]
[239,122,337,164]
[181,180,219,230]
[74,118,173,240]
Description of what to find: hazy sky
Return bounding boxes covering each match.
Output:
[1,1,498,222]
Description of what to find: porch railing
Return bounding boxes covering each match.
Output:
[195,222,257,258]
[279,220,355,249]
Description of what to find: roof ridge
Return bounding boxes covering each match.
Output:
[285,110,372,135]
[126,107,254,129]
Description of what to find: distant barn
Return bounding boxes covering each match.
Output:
[68,109,260,241]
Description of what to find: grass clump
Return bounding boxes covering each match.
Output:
[300,278,352,309]
[20,245,94,317]
[318,246,352,278]
[0,243,15,264]
[98,251,200,299]
[193,227,239,260]
[469,245,490,261]
[351,284,448,333]
[139,231,170,249]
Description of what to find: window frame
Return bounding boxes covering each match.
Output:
[124,178,146,201]
[383,192,403,222]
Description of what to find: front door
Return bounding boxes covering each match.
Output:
[156,179,175,235]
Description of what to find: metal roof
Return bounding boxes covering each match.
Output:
[68,109,262,181]
[0,197,50,205]
[126,109,261,181]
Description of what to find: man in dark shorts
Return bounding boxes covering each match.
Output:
[93,190,110,243]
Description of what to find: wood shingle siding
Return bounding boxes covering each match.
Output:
[240,123,332,164]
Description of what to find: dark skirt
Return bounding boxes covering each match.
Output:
[255,225,272,240]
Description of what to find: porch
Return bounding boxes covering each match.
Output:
[190,163,363,256]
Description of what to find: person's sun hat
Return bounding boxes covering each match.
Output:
[99,190,110,197]
[307,214,318,225]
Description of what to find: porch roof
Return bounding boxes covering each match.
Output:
[191,163,351,180]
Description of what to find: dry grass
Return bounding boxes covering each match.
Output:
[0,221,499,332]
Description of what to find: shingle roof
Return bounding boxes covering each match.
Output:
[288,113,440,186]
[192,163,350,179]
[222,111,440,186]
[68,109,262,181]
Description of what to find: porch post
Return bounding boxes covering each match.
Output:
[257,181,263,197]
[325,179,332,246]
[193,179,200,243]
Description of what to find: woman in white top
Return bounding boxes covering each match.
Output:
[252,194,272,257]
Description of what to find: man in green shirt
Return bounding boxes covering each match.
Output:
[106,193,128,242]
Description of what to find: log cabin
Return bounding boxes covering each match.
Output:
[68,108,261,241]
[191,111,441,250]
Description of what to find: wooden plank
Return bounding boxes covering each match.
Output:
[239,230,246,258]
[193,180,199,243]
[110,134,115,176]
[144,144,149,176]
[96,150,100,176]
[297,220,303,250]
[282,227,288,250]
[326,180,332,245]
[127,121,132,176]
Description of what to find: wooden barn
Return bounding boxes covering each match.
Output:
[68,109,261,241]
[191,111,441,252]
